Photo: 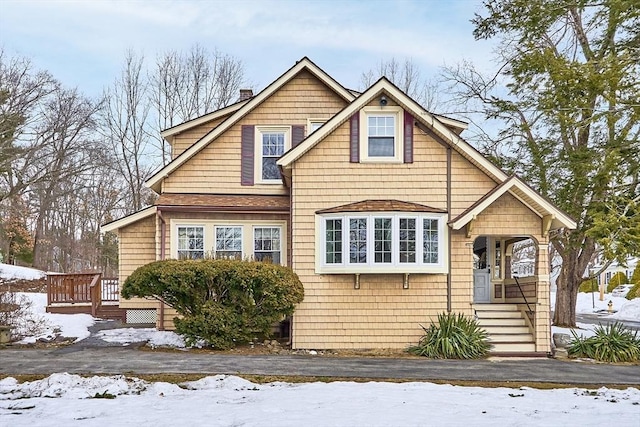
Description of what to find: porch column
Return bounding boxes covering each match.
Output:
[535,243,551,353]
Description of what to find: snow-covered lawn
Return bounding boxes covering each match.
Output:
[0,264,45,281]
[0,373,638,426]
[2,264,640,425]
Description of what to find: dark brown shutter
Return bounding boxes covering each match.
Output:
[404,111,414,164]
[350,113,359,163]
[241,125,255,186]
[291,125,305,147]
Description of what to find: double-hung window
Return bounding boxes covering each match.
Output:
[360,107,403,162]
[215,226,242,259]
[318,213,446,273]
[256,126,290,183]
[177,226,204,259]
[254,227,281,264]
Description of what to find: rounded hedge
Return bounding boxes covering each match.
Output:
[122,259,304,349]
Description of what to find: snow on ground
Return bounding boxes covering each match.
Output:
[0,263,45,281]
[15,293,94,344]
[96,328,186,348]
[0,373,638,427]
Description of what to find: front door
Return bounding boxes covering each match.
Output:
[473,268,491,303]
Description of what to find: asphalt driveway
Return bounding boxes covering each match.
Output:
[1,345,638,386]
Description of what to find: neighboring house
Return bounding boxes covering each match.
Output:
[593,256,638,289]
[102,58,576,354]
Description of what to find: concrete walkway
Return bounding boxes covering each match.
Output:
[1,346,639,386]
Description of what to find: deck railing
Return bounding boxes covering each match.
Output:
[47,273,119,316]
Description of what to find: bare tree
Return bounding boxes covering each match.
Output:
[360,58,442,111]
[100,51,155,212]
[28,87,100,270]
[150,45,245,164]
[0,49,57,201]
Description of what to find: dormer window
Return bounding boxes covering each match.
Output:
[360,106,403,162]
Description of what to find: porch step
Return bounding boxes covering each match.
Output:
[473,303,519,311]
[476,310,522,319]
[477,317,526,327]
[473,304,535,354]
[490,342,536,353]
[483,325,531,334]
[489,333,534,342]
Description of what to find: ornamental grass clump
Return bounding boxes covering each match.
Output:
[408,313,491,359]
[568,322,640,363]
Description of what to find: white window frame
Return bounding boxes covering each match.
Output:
[360,106,403,163]
[255,126,291,184]
[253,226,282,264]
[170,220,287,264]
[307,118,327,134]
[316,212,447,274]
[214,225,243,260]
[176,225,205,259]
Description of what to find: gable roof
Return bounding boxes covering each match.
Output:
[449,176,576,230]
[277,77,508,183]
[160,99,250,139]
[145,57,355,192]
[101,206,157,233]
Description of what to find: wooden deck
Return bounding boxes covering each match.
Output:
[46,273,125,321]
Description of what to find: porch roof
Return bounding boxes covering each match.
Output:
[449,176,577,231]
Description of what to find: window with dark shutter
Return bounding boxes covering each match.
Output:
[350,113,359,163]
[404,111,414,164]
[291,125,305,147]
[241,125,255,186]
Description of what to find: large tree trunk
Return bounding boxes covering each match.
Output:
[553,237,596,327]
[553,257,580,327]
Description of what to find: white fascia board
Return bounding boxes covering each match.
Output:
[101,206,157,233]
[159,101,248,139]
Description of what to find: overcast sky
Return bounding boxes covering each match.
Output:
[1,0,496,104]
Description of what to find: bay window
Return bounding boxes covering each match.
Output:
[318,213,447,273]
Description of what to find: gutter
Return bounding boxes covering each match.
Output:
[157,209,166,331]
[447,146,452,313]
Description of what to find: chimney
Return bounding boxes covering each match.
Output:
[239,89,253,101]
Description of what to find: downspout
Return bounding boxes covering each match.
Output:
[157,209,166,331]
[447,146,452,313]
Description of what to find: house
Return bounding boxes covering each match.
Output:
[592,256,638,289]
[102,57,576,354]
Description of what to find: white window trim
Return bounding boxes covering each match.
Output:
[255,125,291,184]
[175,224,205,259]
[169,219,286,265]
[316,212,448,274]
[214,225,244,259]
[253,226,283,264]
[307,118,327,134]
[359,106,403,163]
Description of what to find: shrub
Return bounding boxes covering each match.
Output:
[578,279,597,293]
[607,271,627,293]
[122,259,304,349]
[631,265,640,285]
[407,313,491,359]
[626,282,640,300]
[568,323,640,363]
